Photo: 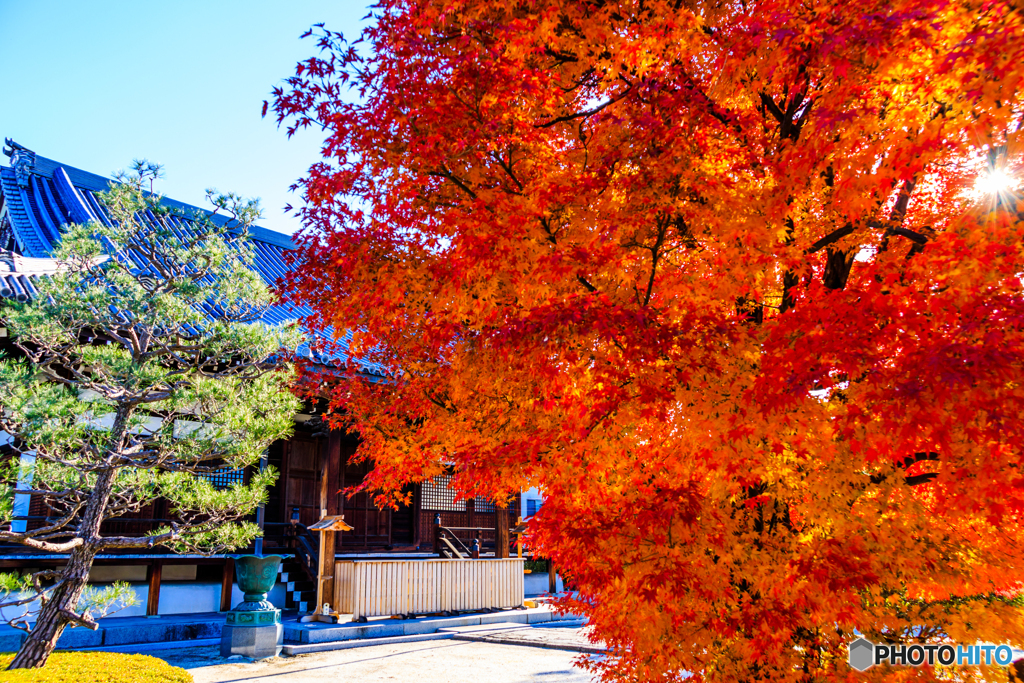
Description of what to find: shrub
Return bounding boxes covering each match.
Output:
[0,651,192,682]
[524,558,549,573]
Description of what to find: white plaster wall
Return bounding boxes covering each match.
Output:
[524,572,563,596]
[86,565,198,582]
[86,566,147,582]
[0,580,290,622]
[158,582,221,615]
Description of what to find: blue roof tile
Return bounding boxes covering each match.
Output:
[0,146,388,377]
[53,167,98,224]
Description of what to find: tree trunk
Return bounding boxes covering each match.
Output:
[7,545,96,669]
[7,467,116,670]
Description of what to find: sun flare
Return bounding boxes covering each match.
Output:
[976,168,1017,196]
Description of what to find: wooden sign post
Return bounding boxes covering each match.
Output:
[300,514,353,624]
[512,517,527,559]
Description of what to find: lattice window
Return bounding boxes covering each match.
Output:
[474,497,496,513]
[203,467,245,490]
[421,474,465,511]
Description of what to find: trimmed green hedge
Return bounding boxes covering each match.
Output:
[524,558,549,573]
[0,652,193,682]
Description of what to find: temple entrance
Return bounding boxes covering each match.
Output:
[283,434,321,527]
[389,486,417,546]
[267,430,423,551]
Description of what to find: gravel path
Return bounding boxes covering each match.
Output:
[151,628,600,683]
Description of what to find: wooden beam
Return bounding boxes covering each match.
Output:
[220,558,234,612]
[146,560,163,616]
[495,503,510,559]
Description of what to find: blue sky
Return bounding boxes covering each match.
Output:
[0,1,370,236]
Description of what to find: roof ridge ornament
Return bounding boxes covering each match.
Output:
[4,139,36,189]
[2,138,33,158]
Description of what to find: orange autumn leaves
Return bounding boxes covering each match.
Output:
[271,0,1024,680]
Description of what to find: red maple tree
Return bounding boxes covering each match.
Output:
[270,1,1024,680]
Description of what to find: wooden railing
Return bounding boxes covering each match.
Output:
[335,558,525,620]
[434,524,503,558]
[280,521,318,583]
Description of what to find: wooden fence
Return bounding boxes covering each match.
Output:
[334,558,525,619]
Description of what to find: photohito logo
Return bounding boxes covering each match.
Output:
[848,638,1017,671]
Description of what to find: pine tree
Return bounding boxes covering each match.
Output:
[0,163,300,669]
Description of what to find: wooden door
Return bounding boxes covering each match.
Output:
[340,456,390,548]
[390,485,416,546]
[285,434,322,526]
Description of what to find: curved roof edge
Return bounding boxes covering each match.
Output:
[3,140,295,251]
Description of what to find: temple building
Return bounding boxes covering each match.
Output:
[0,140,518,618]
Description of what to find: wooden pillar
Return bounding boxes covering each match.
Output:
[434,513,443,556]
[278,440,291,525]
[254,451,269,555]
[548,559,557,594]
[412,483,422,548]
[326,434,342,518]
[319,435,339,610]
[320,528,336,612]
[495,503,510,559]
[146,560,163,616]
[220,558,235,612]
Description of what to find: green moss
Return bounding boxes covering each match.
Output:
[0,652,192,682]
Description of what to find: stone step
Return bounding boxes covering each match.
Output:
[436,622,532,635]
[279,609,589,655]
[282,607,580,645]
[283,632,454,656]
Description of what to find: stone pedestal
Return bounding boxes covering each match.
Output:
[220,611,282,659]
[220,554,284,659]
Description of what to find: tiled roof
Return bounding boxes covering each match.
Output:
[0,142,386,377]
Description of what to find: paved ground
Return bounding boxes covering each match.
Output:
[451,624,604,655]
[145,624,601,683]
[153,637,597,682]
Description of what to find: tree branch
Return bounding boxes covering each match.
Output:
[535,84,633,129]
[0,534,84,553]
[60,608,99,630]
[807,225,855,254]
